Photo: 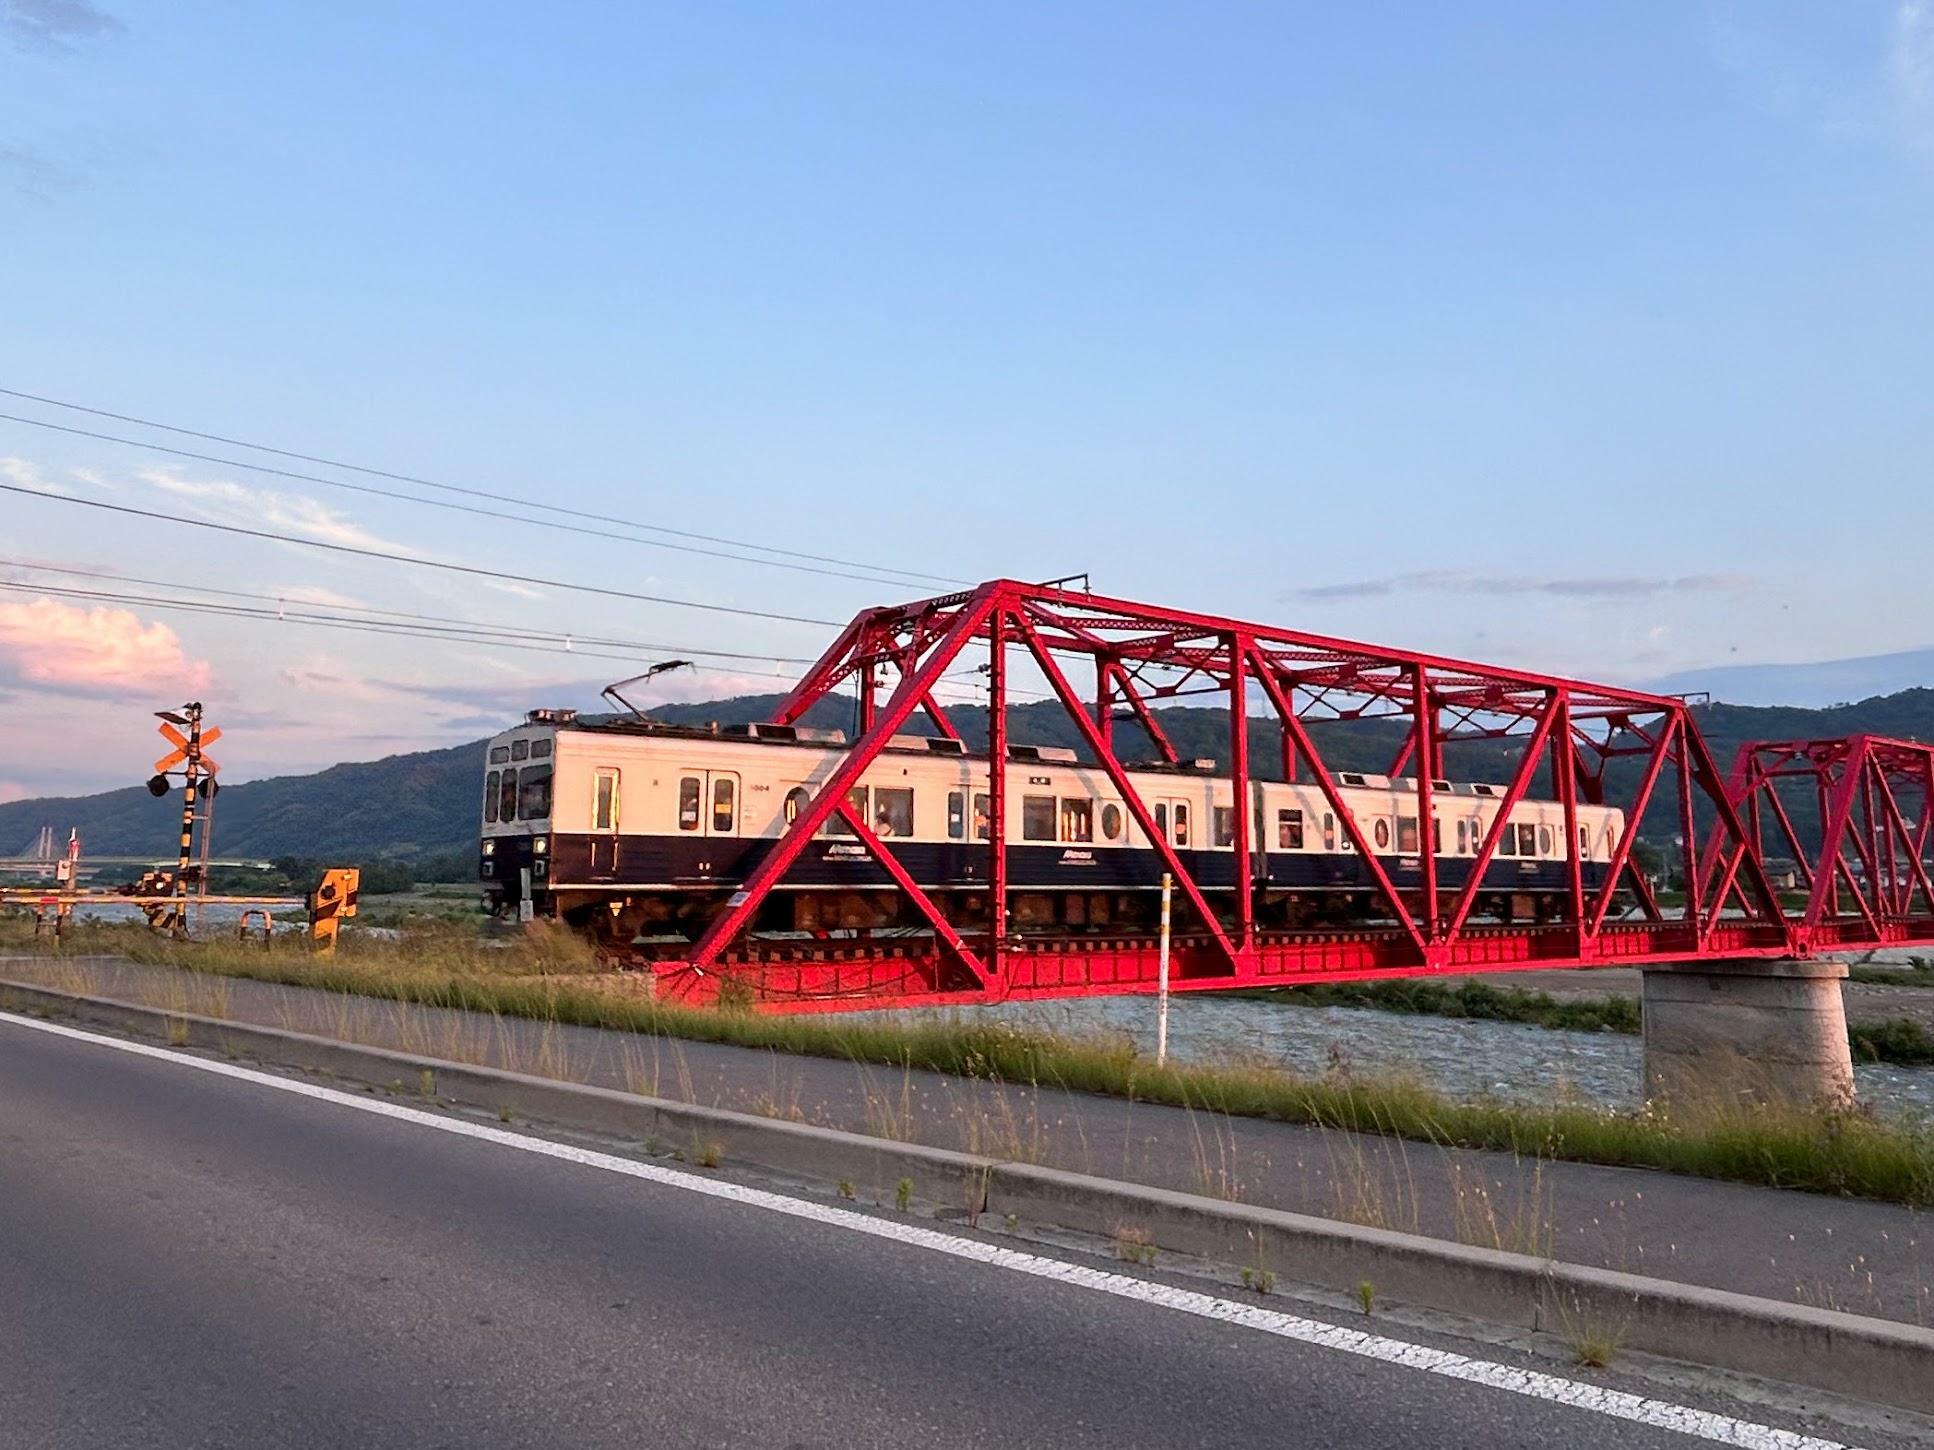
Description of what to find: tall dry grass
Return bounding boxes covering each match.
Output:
[3,913,1933,1207]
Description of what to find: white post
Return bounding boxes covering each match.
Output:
[1156,872,1173,1065]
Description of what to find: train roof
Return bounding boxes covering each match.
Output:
[508,709,1529,796]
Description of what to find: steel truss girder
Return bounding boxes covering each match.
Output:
[1720,735,1934,949]
[652,581,1920,1011]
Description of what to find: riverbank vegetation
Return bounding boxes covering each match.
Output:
[1258,978,1934,1068]
[3,914,1932,1208]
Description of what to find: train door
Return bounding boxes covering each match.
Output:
[673,769,742,879]
[1153,796,1192,851]
[588,766,622,881]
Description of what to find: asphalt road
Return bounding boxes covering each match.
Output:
[6,954,1927,1326]
[0,1014,1864,1450]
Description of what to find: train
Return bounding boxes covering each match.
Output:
[478,708,1625,947]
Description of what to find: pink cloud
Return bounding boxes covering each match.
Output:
[0,596,213,696]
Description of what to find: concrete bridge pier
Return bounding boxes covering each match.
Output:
[1640,958,1854,1112]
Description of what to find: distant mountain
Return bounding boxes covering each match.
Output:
[1647,648,1934,708]
[5,687,1932,875]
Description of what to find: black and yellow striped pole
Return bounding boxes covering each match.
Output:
[172,704,200,936]
[151,702,220,937]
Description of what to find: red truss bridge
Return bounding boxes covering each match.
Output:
[653,579,1934,1011]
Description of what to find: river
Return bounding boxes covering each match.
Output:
[869,992,1934,1121]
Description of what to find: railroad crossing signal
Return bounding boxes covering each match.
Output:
[154,721,220,778]
[145,701,220,935]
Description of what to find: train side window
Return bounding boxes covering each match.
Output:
[1455,819,1467,854]
[677,776,701,831]
[1323,812,1337,851]
[1497,819,1515,856]
[1022,795,1056,841]
[1396,816,1419,854]
[1433,819,1443,855]
[1213,806,1235,848]
[1155,803,1168,839]
[1062,798,1093,843]
[498,769,517,823]
[1278,808,1303,849]
[1373,818,1391,851]
[531,739,553,759]
[485,770,501,824]
[489,745,510,765]
[947,791,965,840]
[1537,825,1553,857]
[511,739,529,762]
[783,786,810,826]
[712,776,736,833]
[973,793,991,840]
[593,769,620,831]
[1099,803,1123,840]
[874,786,913,837]
[1578,826,1590,857]
[1172,802,1190,848]
[824,786,868,836]
[1520,823,1539,857]
[518,768,552,820]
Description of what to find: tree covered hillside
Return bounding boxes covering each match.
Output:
[2,688,1930,876]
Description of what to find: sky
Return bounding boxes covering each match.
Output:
[2,1,1933,803]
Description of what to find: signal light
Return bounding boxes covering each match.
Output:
[146,774,170,797]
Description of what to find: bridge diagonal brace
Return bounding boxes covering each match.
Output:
[832,800,989,987]
[684,586,1001,972]
[1012,610,1241,972]
[1247,647,1430,963]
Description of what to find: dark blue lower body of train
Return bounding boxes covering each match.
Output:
[484,831,1614,943]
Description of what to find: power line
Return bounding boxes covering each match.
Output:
[0,571,1002,708]
[0,558,818,663]
[0,410,942,591]
[0,577,816,683]
[0,388,968,586]
[0,481,844,628]
[0,579,799,673]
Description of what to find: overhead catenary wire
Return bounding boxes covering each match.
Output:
[0,574,1004,708]
[0,411,951,591]
[0,392,969,587]
[0,482,846,628]
[0,579,806,676]
[0,559,819,664]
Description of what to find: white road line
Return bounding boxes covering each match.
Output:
[1,1010,1856,1450]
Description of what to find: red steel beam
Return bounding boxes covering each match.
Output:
[648,583,1934,1010]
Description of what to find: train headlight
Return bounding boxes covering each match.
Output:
[482,840,496,857]
[534,836,548,855]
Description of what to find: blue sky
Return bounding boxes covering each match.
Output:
[2,1,1932,798]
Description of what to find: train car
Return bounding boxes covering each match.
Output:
[479,709,1625,947]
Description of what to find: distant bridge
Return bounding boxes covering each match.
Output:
[0,857,277,871]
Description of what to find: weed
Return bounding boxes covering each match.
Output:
[1554,1292,1628,1369]
[418,1067,436,1099]
[7,922,1934,1206]
[1240,1266,1277,1295]
[497,1105,512,1123]
[895,1177,913,1212]
[1113,1226,1157,1266]
[1356,1280,1375,1315]
[165,1016,188,1047]
[837,1179,855,1200]
[694,1140,724,1170]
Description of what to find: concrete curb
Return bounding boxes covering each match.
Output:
[4,977,1929,1413]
